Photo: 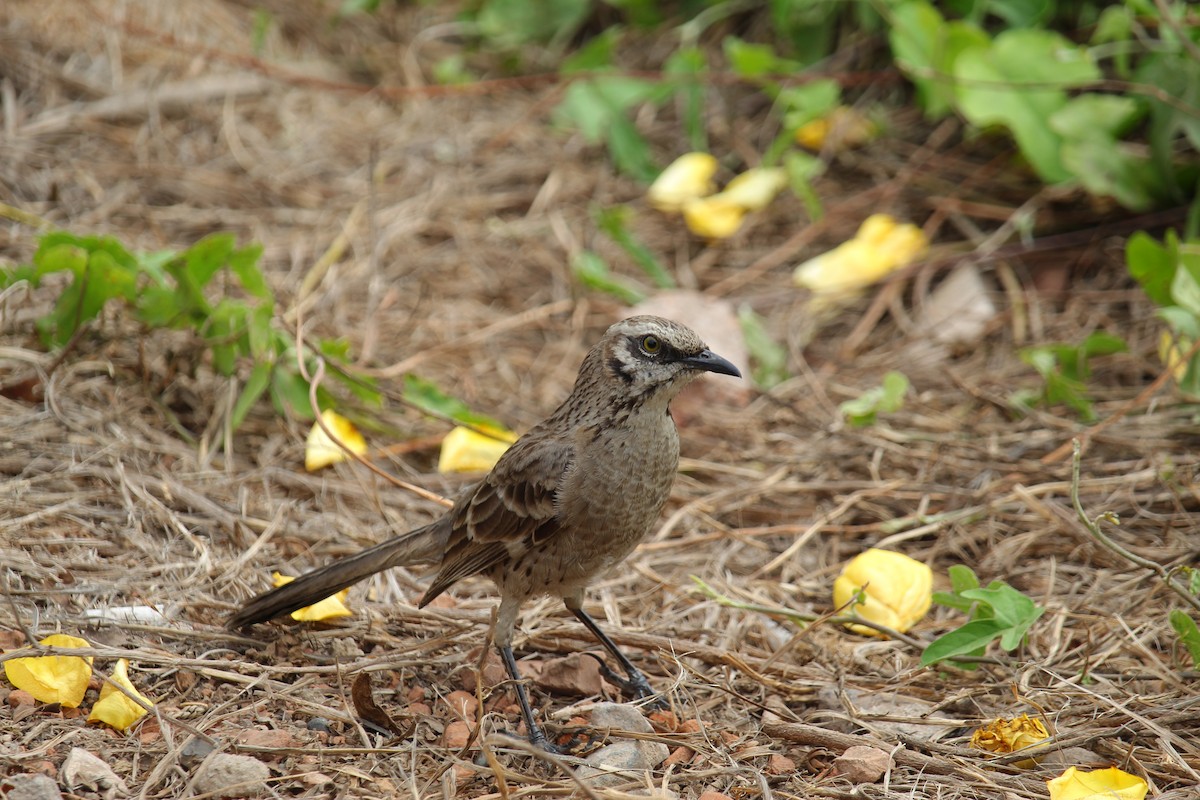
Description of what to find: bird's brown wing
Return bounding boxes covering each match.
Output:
[417,431,574,605]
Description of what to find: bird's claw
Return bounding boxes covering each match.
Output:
[589,656,668,710]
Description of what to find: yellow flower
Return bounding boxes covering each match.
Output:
[88,659,153,731]
[1158,330,1191,383]
[970,714,1048,768]
[795,106,877,151]
[648,153,718,212]
[793,214,928,298]
[718,167,788,212]
[683,195,746,239]
[833,549,932,635]
[438,425,518,474]
[305,409,368,472]
[3,633,93,707]
[273,572,353,622]
[1047,766,1148,800]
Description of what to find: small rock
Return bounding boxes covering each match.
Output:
[459,651,508,691]
[662,746,695,767]
[441,720,473,749]
[406,685,426,702]
[179,738,216,768]
[578,740,671,788]
[588,702,654,734]
[306,717,332,733]
[648,709,678,731]
[832,745,893,783]
[765,753,796,775]
[1,773,62,800]
[698,792,734,800]
[408,702,432,717]
[534,653,603,697]
[60,748,128,799]
[677,718,704,734]
[192,753,270,798]
[442,690,479,719]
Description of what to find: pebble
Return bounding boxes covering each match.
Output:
[192,753,270,798]
[1,773,62,800]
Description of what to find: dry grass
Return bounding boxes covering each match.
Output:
[2,2,1198,798]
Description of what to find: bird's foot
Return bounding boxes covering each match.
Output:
[589,656,668,710]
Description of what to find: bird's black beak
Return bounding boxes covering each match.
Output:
[680,349,741,378]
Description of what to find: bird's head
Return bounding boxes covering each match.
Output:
[594,315,741,401]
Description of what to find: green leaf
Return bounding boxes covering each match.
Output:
[229,243,270,300]
[606,114,655,182]
[888,1,988,118]
[35,243,88,280]
[947,564,981,594]
[783,150,824,220]
[1079,331,1127,360]
[738,306,788,389]
[553,76,662,146]
[271,367,315,418]
[839,371,909,427]
[571,250,646,305]
[402,374,505,430]
[184,233,236,290]
[1171,257,1200,318]
[561,27,619,73]
[1126,230,1178,308]
[135,286,182,328]
[246,303,274,358]
[231,361,273,430]
[1052,95,1157,211]
[665,46,707,152]
[1170,610,1200,669]
[723,36,798,78]
[921,618,1007,665]
[960,584,1038,628]
[777,79,841,129]
[476,0,590,49]
[953,29,1100,183]
[204,299,246,376]
[595,206,674,289]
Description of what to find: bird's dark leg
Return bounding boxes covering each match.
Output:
[498,644,559,752]
[566,602,664,706]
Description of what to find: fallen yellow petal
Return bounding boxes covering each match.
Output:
[970,714,1048,768]
[833,549,932,636]
[273,572,353,622]
[793,214,928,298]
[648,152,719,213]
[88,658,152,731]
[1158,330,1190,383]
[438,425,517,474]
[3,633,93,708]
[305,409,368,472]
[719,167,787,212]
[795,106,876,151]
[683,195,746,239]
[1047,766,1148,800]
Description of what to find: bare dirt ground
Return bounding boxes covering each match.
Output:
[2,2,1198,798]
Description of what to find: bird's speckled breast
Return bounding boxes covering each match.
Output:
[555,409,680,576]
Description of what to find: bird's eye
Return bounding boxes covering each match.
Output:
[640,335,661,354]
